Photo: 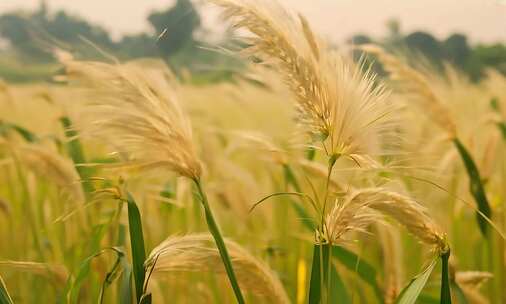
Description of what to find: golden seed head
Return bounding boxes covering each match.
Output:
[145,234,289,304]
[58,53,202,179]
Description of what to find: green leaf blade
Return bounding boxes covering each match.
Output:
[396,258,437,304]
[331,245,384,303]
[453,139,492,237]
[126,192,147,303]
[0,274,13,304]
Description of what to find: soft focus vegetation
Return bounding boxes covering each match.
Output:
[0,0,505,303]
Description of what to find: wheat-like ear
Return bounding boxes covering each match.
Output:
[58,53,202,179]
[325,191,382,244]
[326,188,447,253]
[212,0,394,158]
[6,142,85,204]
[455,271,493,287]
[455,271,493,304]
[145,234,289,304]
[0,260,68,284]
[360,44,457,138]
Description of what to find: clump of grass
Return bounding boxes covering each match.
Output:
[361,44,493,237]
[145,233,290,304]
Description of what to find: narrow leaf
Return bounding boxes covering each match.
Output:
[0,120,37,142]
[117,223,133,304]
[98,248,125,304]
[289,197,316,231]
[308,244,349,304]
[119,262,133,304]
[283,164,302,192]
[331,245,384,303]
[0,273,13,304]
[329,263,350,304]
[126,192,147,303]
[396,258,437,304]
[453,139,492,236]
[418,294,439,304]
[308,244,325,304]
[59,116,94,194]
[305,146,316,160]
[194,179,245,304]
[283,164,317,230]
[140,293,152,304]
[67,223,109,303]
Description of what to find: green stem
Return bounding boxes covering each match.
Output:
[193,178,245,304]
[309,244,331,304]
[440,250,451,304]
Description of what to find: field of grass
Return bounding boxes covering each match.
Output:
[0,1,505,303]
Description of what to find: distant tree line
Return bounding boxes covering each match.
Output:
[0,0,212,65]
[351,20,506,80]
[0,1,504,81]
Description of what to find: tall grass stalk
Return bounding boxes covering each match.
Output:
[193,178,245,304]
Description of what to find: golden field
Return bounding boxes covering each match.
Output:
[0,1,505,303]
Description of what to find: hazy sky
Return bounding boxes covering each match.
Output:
[1,0,505,44]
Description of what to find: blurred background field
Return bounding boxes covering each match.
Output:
[0,1,505,303]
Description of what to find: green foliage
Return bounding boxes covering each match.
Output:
[308,244,328,304]
[0,274,13,304]
[59,116,94,195]
[396,258,437,304]
[453,138,492,237]
[0,120,38,142]
[193,179,245,304]
[66,223,110,304]
[126,193,148,303]
[309,244,351,304]
[0,3,114,61]
[331,246,384,303]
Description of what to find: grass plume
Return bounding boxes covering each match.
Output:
[212,0,394,158]
[145,234,290,304]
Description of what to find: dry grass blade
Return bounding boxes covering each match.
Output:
[58,52,202,179]
[145,234,289,304]
[212,0,394,157]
